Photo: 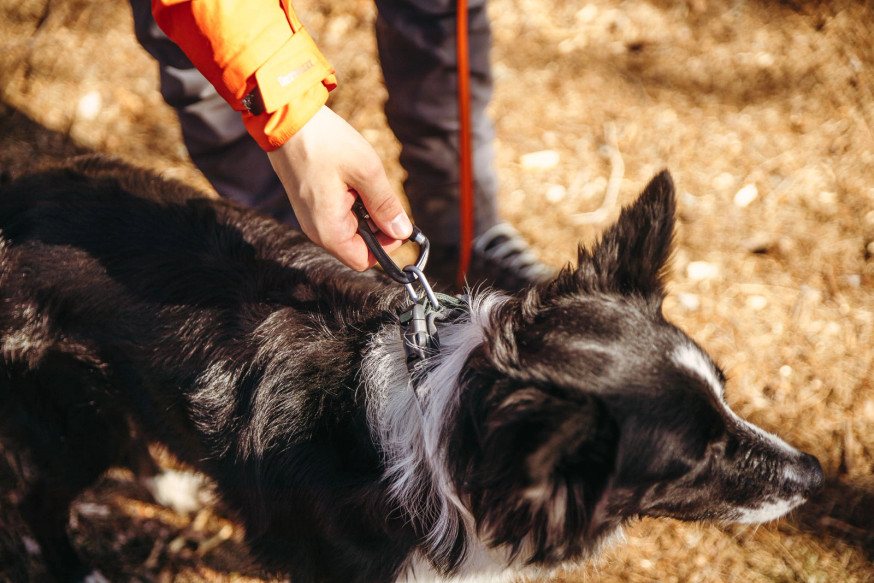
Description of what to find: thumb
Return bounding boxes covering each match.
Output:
[352,175,413,242]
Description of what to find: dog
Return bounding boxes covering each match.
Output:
[0,156,822,582]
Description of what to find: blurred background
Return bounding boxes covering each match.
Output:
[1,0,872,580]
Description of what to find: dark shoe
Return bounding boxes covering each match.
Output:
[425,223,556,293]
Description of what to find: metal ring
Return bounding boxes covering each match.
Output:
[403,265,440,309]
[403,282,419,303]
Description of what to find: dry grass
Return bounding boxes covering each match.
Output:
[1,0,873,580]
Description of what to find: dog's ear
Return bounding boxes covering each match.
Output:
[552,170,676,300]
[459,386,619,561]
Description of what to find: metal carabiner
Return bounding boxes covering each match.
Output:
[352,198,429,285]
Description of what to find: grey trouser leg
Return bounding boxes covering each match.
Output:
[129,0,300,228]
[375,0,500,247]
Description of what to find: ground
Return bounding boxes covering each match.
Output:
[0,0,873,581]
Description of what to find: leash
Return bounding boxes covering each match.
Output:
[456,0,475,290]
[353,199,466,371]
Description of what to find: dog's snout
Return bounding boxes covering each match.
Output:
[796,452,824,496]
[784,452,823,497]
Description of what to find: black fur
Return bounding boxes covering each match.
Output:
[0,157,822,582]
[0,157,417,581]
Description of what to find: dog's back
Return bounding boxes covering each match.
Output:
[0,156,415,582]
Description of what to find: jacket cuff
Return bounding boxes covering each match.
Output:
[241,27,338,151]
[242,75,336,151]
[251,27,335,113]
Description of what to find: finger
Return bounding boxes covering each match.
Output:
[329,202,378,271]
[333,235,377,271]
[373,230,405,252]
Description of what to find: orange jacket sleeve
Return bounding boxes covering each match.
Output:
[151,0,338,151]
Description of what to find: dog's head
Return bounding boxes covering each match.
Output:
[447,171,823,564]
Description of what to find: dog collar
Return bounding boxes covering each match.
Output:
[398,292,468,369]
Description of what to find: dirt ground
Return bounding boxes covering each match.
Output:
[1,0,873,581]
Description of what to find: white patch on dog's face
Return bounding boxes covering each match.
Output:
[733,494,805,524]
[672,343,799,457]
[672,343,724,399]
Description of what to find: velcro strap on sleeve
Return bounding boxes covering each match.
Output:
[253,27,335,114]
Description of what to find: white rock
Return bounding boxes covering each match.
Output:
[676,292,701,311]
[142,469,212,515]
[712,172,735,190]
[545,184,567,203]
[733,184,758,207]
[576,4,598,23]
[746,295,768,310]
[686,261,719,281]
[520,150,560,170]
[76,91,102,121]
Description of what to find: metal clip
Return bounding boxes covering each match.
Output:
[352,198,429,286]
[352,197,445,369]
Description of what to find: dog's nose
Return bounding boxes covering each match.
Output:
[796,452,824,496]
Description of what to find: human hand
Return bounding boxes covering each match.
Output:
[267,105,413,271]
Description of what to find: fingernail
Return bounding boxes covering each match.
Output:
[388,212,413,239]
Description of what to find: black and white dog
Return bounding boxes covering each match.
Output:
[0,156,822,582]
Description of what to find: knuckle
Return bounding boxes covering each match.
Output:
[369,194,400,218]
[357,157,387,186]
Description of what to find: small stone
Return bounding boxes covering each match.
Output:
[676,292,701,311]
[520,150,560,170]
[687,261,719,281]
[733,184,758,207]
[76,91,102,121]
[746,295,768,310]
[712,172,735,191]
[576,4,598,23]
[545,184,567,203]
[844,274,861,288]
[818,191,837,207]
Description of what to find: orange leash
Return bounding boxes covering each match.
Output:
[455,0,475,289]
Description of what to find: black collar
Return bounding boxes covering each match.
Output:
[398,293,470,397]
